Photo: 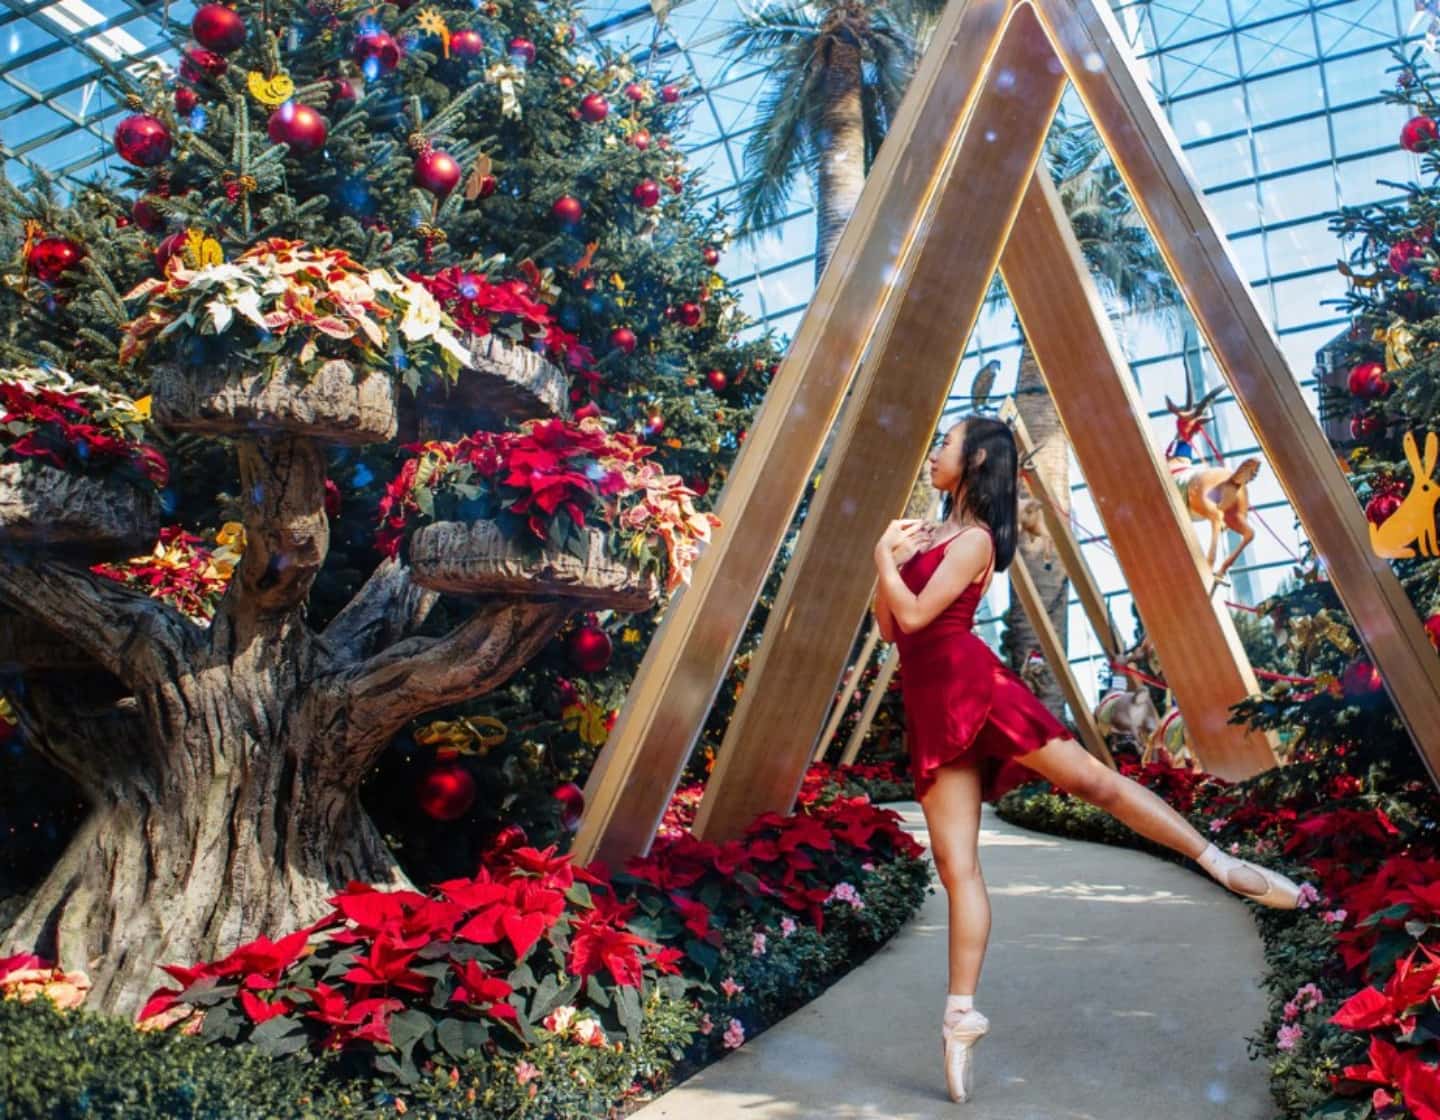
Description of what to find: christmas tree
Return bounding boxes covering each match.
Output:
[0,0,784,1015]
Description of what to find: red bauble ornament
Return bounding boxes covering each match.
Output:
[1425,612,1440,651]
[180,46,227,83]
[644,409,664,435]
[417,764,477,821]
[329,78,360,109]
[579,93,610,122]
[267,103,329,155]
[657,136,671,150]
[1365,492,1402,526]
[687,475,710,497]
[630,129,651,150]
[1349,413,1382,441]
[553,782,585,830]
[324,477,342,519]
[1389,239,1426,274]
[1402,115,1438,153]
[509,37,536,64]
[632,179,660,208]
[191,4,246,52]
[27,237,84,283]
[132,195,166,234]
[114,114,173,167]
[354,30,401,73]
[559,75,576,88]
[705,369,727,392]
[475,173,497,198]
[703,245,720,266]
[567,624,612,673]
[624,82,645,101]
[665,174,683,194]
[552,195,584,224]
[661,84,680,103]
[450,28,483,57]
[609,327,637,354]
[155,231,189,272]
[1340,658,1384,699]
[414,149,462,196]
[174,85,199,114]
[1347,361,1390,399]
[677,301,702,327]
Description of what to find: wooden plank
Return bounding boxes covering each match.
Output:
[813,621,883,763]
[1000,398,1122,659]
[1006,549,1115,768]
[690,5,1070,844]
[1000,167,1277,779]
[1031,0,1440,787]
[839,646,901,767]
[569,0,1022,868]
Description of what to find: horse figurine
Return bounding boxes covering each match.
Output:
[1094,685,1160,747]
[1164,382,1263,585]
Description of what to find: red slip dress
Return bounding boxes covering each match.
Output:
[894,524,1071,803]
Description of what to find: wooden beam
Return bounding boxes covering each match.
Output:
[570,0,1022,868]
[691,5,1069,844]
[1031,0,1440,786]
[813,621,883,763]
[839,646,901,767]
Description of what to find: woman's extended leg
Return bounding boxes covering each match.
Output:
[919,761,989,996]
[1012,735,1270,895]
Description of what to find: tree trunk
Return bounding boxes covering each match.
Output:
[1003,341,1070,721]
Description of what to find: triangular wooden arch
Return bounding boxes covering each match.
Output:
[573,0,1440,866]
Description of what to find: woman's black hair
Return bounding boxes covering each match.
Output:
[938,414,1019,572]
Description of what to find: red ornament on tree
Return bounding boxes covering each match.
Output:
[329,77,360,109]
[624,82,646,102]
[1340,658,1384,699]
[27,237,84,283]
[630,129,651,150]
[450,28,483,58]
[579,93,610,122]
[1425,613,1440,651]
[1350,414,1382,441]
[661,84,680,103]
[687,475,710,497]
[1402,115,1438,153]
[191,4,246,53]
[267,103,329,155]
[552,195,584,224]
[414,149,462,196]
[705,369,727,392]
[665,174,683,194]
[1389,239,1426,275]
[132,195,166,234]
[703,245,720,266]
[174,85,199,114]
[632,179,660,208]
[553,782,585,830]
[609,326,637,354]
[180,47,227,83]
[155,231,189,272]
[567,624,612,673]
[1365,492,1402,526]
[324,478,342,519]
[677,302,702,327]
[508,37,536,64]
[1348,361,1390,399]
[354,30,401,73]
[474,174,497,198]
[417,764,477,821]
[114,114,173,167]
[644,409,665,436]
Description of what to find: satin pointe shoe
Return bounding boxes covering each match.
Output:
[1220,858,1302,910]
[941,1008,990,1102]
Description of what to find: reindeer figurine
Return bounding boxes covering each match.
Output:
[1016,446,1058,569]
[1164,381,1263,585]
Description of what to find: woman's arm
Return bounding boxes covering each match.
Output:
[873,530,992,634]
[872,581,897,642]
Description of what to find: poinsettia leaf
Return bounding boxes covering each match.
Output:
[249,1014,309,1058]
[436,1017,491,1060]
[1305,1097,1372,1119]
[529,972,560,1018]
[564,882,593,909]
[616,983,643,1043]
[685,938,720,975]
[388,1008,433,1053]
[1359,902,1412,928]
[199,1003,242,1044]
[508,962,536,991]
[732,871,764,897]
[414,484,435,520]
[1369,929,1416,977]
[585,973,612,1008]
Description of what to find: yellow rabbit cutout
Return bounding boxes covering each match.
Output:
[1370,430,1440,559]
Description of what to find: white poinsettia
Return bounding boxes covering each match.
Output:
[372,271,470,365]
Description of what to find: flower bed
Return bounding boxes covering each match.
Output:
[0,763,929,1118]
[994,748,1440,1120]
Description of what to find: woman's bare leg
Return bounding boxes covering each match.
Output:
[919,762,989,996]
[1013,735,1267,894]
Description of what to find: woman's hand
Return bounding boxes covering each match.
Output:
[875,519,929,566]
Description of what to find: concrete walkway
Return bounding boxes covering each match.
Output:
[632,800,1275,1120]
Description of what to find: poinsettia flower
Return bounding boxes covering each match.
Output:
[449,959,518,1021]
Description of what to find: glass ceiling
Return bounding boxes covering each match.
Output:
[0,0,1426,697]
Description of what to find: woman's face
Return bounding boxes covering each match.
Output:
[928,422,965,494]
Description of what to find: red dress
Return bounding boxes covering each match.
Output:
[894,525,1070,803]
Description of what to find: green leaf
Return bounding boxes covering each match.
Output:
[436,1017,491,1060]
[508,962,537,991]
[199,1004,241,1044]
[616,984,643,1043]
[565,882,594,909]
[387,1008,433,1053]
[585,973,612,1008]
[249,1015,309,1058]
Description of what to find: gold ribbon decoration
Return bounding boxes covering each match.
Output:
[247,70,296,108]
[183,229,224,267]
[485,62,526,118]
[416,9,451,56]
[415,715,508,758]
[1382,318,1417,371]
[562,700,611,746]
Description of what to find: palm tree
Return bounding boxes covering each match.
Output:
[989,113,1183,720]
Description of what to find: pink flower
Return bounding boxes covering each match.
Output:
[1292,983,1323,1012]
[1276,1023,1302,1051]
[826,882,864,909]
[543,1004,577,1035]
[720,976,744,998]
[723,1018,746,1049]
[751,932,768,957]
[515,1060,541,1085]
[1295,882,1319,909]
[1227,842,1241,854]
[699,1013,713,1035]
[780,917,797,938]
[1322,908,1347,924]
[861,861,875,871]
[1283,1000,1298,1021]
[574,1017,608,1048]
[1208,817,1228,833]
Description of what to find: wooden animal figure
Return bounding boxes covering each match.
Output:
[1164,382,1263,582]
[1094,686,1160,746]
[1016,451,1057,568]
[1370,430,1440,559]
[1142,706,1197,769]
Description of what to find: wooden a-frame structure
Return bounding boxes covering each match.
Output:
[573,0,1440,867]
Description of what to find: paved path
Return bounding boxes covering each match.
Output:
[631,800,1275,1119]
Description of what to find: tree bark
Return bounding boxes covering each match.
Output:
[1003,341,1070,721]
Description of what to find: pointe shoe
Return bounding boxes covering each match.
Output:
[941,1008,989,1102]
[1219,858,1302,910]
